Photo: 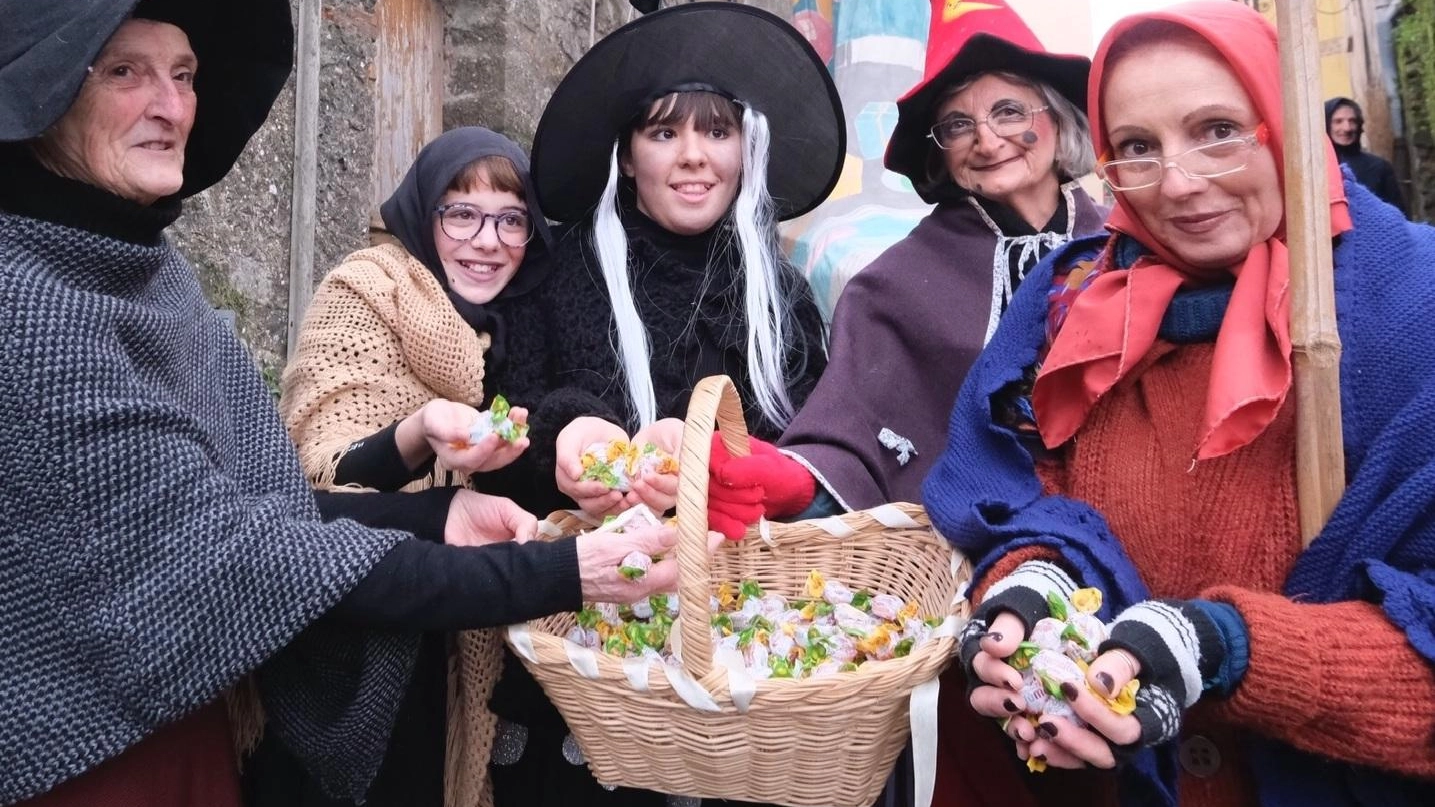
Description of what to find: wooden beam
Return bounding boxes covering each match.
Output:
[287,0,322,358]
[371,0,444,236]
[1275,0,1346,546]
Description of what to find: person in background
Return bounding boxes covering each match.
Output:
[0,3,682,806]
[928,2,1435,805]
[1326,96,1405,213]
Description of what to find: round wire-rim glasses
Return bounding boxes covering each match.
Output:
[927,105,1051,150]
[434,203,534,248]
[1096,123,1271,191]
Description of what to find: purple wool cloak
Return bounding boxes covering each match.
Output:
[780,186,1106,509]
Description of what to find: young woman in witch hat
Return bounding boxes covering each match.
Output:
[487,3,843,806]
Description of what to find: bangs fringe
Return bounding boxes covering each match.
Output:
[642,91,742,133]
[448,155,526,199]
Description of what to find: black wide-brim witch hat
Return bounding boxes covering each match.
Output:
[884,33,1089,203]
[0,0,293,199]
[531,2,845,224]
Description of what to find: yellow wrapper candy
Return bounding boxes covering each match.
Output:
[1099,678,1140,715]
[805,570,826,599]
[1027,756,1048,773]
[855,624,892,656]
[716,582,736,610]
[1071,587,1103,614]
[898,601,920,623]
[1075,657,1140,715]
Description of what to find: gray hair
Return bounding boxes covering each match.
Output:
[920,70,1094,197]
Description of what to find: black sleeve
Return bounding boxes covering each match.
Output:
[327,535,582,631]
[313,486,457,542]
[329,421,436,492]
[1378,163,1406,214]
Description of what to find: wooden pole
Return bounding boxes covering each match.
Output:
[1274,0,1345,546]
[287,0,321,359]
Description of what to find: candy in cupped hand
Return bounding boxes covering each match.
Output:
[578,440,678,492]
[469,394,529,444]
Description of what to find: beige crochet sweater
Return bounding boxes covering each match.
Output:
[280,242,500,807]
[281,242,491,492]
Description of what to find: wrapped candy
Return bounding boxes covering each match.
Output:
[1005,587,1142,773]
[567,569,941,681]
[468,394,528,443]
[578,440,679,491]
[618,551,651,581]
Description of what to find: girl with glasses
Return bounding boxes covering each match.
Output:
[277,126,560,806]
[927,2,1435,805]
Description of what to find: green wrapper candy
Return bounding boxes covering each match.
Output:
[469,395,529,444]
[618,550,651,581]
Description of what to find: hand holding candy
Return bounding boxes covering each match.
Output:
[443,490,539,547]
[626,418,684,512]
[556,417,629,516]
[400,398,529,474]
[575,523,679,604]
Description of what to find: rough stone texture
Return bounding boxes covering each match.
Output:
[169,0,379,382]
[442,0,792,148]
[441,0,632,148]
[172,0,795,381]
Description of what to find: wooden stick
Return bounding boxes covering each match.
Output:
[1274,0,1345,547]
[287,0,321,358]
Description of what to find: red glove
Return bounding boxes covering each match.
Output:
[706,433,816,540]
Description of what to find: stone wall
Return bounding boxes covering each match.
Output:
[172,0,381,384]
[173,0,791,384]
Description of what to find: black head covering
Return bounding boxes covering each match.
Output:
[1325,96,1364,157]
[531,1,845,223]
[379,127,555,372]
[0,0,292,198]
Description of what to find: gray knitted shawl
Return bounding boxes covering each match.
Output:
[0,211,413,803]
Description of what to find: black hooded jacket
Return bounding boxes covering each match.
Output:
[1325,97,1405,213]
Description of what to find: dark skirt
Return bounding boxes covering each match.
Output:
[19,701,241,807]
[242,632,447,807]
[489,651,666,807]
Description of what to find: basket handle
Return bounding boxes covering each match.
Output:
[675,375,750,681]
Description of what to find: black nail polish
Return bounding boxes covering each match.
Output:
[1002,698,1020,713]
[980,631,1003,643]
[1095,672,1114,695]
[1034,755,1047,764]
[1037,722,1058,740]
[1059,682,1079,701]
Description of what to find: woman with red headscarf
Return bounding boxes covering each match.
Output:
[924,2,1435,805]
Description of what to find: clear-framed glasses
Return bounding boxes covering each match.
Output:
[434,203,533,247]
[1097,124,1271,191]
[927,104,1050,150]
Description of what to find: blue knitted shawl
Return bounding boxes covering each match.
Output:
[923,176,1435,806]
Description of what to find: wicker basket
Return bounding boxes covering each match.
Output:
[505,376,969,807]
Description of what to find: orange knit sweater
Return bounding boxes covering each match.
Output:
[983,341,1435,806]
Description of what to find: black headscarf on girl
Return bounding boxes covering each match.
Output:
[378,126,554,373]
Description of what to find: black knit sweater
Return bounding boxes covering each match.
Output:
[467,209,827,514]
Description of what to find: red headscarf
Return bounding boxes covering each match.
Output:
[1032,0,1353,461]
